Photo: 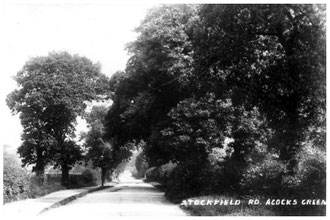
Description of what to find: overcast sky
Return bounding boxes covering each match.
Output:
[0,1,154,151]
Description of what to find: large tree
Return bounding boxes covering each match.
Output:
[104,5,197,163]
[7,51,110,186]
[194,4,326,169]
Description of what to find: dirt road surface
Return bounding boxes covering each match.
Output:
[41,170,186,217]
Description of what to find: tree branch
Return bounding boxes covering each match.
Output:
[255,32,278,36]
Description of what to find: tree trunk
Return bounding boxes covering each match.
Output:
[61,163,70,187]
[101,167,106,187]
[279,91,302,173]
[36,147,46,185]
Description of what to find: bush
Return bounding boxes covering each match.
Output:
[240,155,286,197]
[28,177,65,198]
[3,154,65,203]
[145,160,237,203]
[66,169,98,188]
[294,145,326,199]
[144,167,154,181]
[145,162,176,184]
[79,169,98,186]
[156,162,177,184]
[279,145,326,215]
[3,151,30,204]
[164,163,200,202]
[239,144,326,216]
[145,162,223,203]
[3,149,101,204]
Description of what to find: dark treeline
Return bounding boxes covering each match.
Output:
[105,4,326,215]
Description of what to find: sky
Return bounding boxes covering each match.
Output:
[0,0,327,152]
[0,1,154,152]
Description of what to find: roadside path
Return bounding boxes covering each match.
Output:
[2,185,111,217]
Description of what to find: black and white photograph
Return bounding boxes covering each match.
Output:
[1,0,326,217]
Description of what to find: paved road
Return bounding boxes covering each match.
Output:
[41,171,186,216]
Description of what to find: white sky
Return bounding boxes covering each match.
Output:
[0,1,154,152]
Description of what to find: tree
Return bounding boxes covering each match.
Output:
[84,105,132,186]
[152,94,231,166]
[104,5,197,162]
[84,105,113,186]
[194,4,326,170]
[16,120,55,180]
[7,51,110,186]
[7,85,56,180]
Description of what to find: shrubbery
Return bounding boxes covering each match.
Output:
[145,162,176,185]
[145,143,326,215]
[28,175,65,199]
[240,155,286,197]
[67,169,98,188]
[293,145,326,200]
[3,151,65,203]
[80,169,99,186]
[240,145,325,199]
[146,161,229,202]
[3,151,31,203]
[3,150,99,204]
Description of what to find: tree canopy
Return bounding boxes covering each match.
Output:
[7,51,110,185]
[83,105,131,186]
[103,4,325,205]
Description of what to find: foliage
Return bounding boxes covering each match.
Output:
[52,140,83,169]
[7,51,110,186]
[240,142,326,198]
[152,93,271,191]
[84,105,132,186]
[3,150,66,203]
[282,144,326,199]
[66,169,98,188]
[84,105,113,186]
[3,151,30,203]
[28,175,65,198]
[153,94,231,165]
[80,169,98,186]
[195,4,326,168]
[240,155,287,196]
[101,4,325,216]
[238,143,326,215]
[104,5,197,145]
[145,162,177,184]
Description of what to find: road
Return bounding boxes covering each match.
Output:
[41,170,186,216]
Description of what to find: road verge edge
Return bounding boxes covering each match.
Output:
[38,185,111,215]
